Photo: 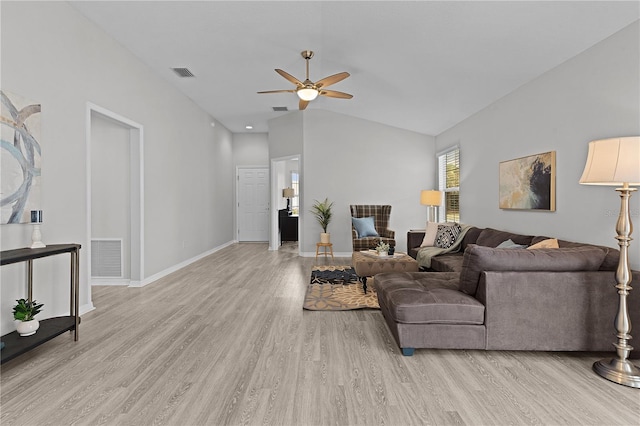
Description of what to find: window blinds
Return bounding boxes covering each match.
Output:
[438,148,460,222]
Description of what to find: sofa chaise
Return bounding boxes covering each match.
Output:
[374,226,640,356]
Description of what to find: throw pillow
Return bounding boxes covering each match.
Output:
[496,239,527,249]
[476,228,534,248]
[420,221,440,247]
[351,216,378,238]
[435,223,462,249]
[527,238,559,249]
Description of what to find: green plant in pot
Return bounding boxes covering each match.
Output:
[13,298,43,337]
[311,198,334,244]
[375,240,390,257]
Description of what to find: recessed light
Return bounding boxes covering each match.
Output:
[245,125,253,130]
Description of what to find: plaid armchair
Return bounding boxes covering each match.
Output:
[350,205,396,251]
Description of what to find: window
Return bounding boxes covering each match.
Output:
[438,147,460,222]
[291,171,299,215]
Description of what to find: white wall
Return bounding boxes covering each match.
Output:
[268,112,304,159]
[0,2,234,334]
[232,133,269,166]
[301,110,435,255]
[436,21,640,269]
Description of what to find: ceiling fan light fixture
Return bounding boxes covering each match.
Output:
[259,50,351,110]
[297,87,318,101]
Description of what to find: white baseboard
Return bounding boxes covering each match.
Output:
[80,302,95,315]
[53,302,95,318]
[91,278,130,286]
[131,240,235,288]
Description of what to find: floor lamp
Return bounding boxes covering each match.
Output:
[579,136,640,388]
[420,190,442,223]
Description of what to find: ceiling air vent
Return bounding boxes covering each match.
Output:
[172,67,195,78]
[272,106,288,112]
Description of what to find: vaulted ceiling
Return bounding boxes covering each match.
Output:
[70,1,639,135]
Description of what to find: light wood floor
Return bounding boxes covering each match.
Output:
[2,242,639,426]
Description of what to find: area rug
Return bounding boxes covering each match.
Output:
[303,265,379,311]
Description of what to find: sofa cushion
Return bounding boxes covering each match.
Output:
[476,228,533,248]
[352,216,378,238]
[430,254,465,272]
[459,226,483,251]
[375,272,485,325]
[354,236,395,250]
[459,244,607,296]
[531,236,620,271]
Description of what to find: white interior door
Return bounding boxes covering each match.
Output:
[238,167,269,241]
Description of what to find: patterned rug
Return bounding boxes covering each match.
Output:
[303,265,379,310]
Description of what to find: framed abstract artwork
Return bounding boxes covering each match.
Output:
[499,151,556,211]
[1,90,42,224]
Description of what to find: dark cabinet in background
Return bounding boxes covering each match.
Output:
[279,209,298,243]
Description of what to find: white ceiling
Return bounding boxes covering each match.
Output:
[69,1,639,135]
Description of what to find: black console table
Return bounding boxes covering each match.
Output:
[279,209,298,243]
[1,244,81,364]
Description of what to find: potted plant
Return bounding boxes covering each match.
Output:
[13,298,43,337]
[375,240,390,257]
[311,198,334,244]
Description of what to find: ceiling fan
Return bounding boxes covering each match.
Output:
[258,50,353,110]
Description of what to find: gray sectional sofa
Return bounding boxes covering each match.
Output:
[374,226,640,356]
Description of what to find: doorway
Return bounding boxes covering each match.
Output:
[270,155,300,251]
[86,103,143,289]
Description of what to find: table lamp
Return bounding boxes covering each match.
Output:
[420,190,442,223]
[30,210,45,249]
[283,188,295,213]
[579,136,640,388]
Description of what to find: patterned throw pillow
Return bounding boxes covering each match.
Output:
[435,223,462,249]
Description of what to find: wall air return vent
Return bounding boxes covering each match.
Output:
[91,239,123,278]
[172,67,195,78]
[272,106,288,112]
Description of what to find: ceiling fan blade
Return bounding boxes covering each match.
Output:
[299,99,309,110]
[257,89,296,94]
[319,90,353,99]
[315,72,350,89]
[275,69,303,87]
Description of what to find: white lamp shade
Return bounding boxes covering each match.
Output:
[420,190,442,206]
[579,137,640,186]
[282,188,295,198]
[297,87,318,101]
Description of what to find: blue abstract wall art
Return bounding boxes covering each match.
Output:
[1,90,42,224]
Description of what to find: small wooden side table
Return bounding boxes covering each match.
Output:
[315,242,334,260]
